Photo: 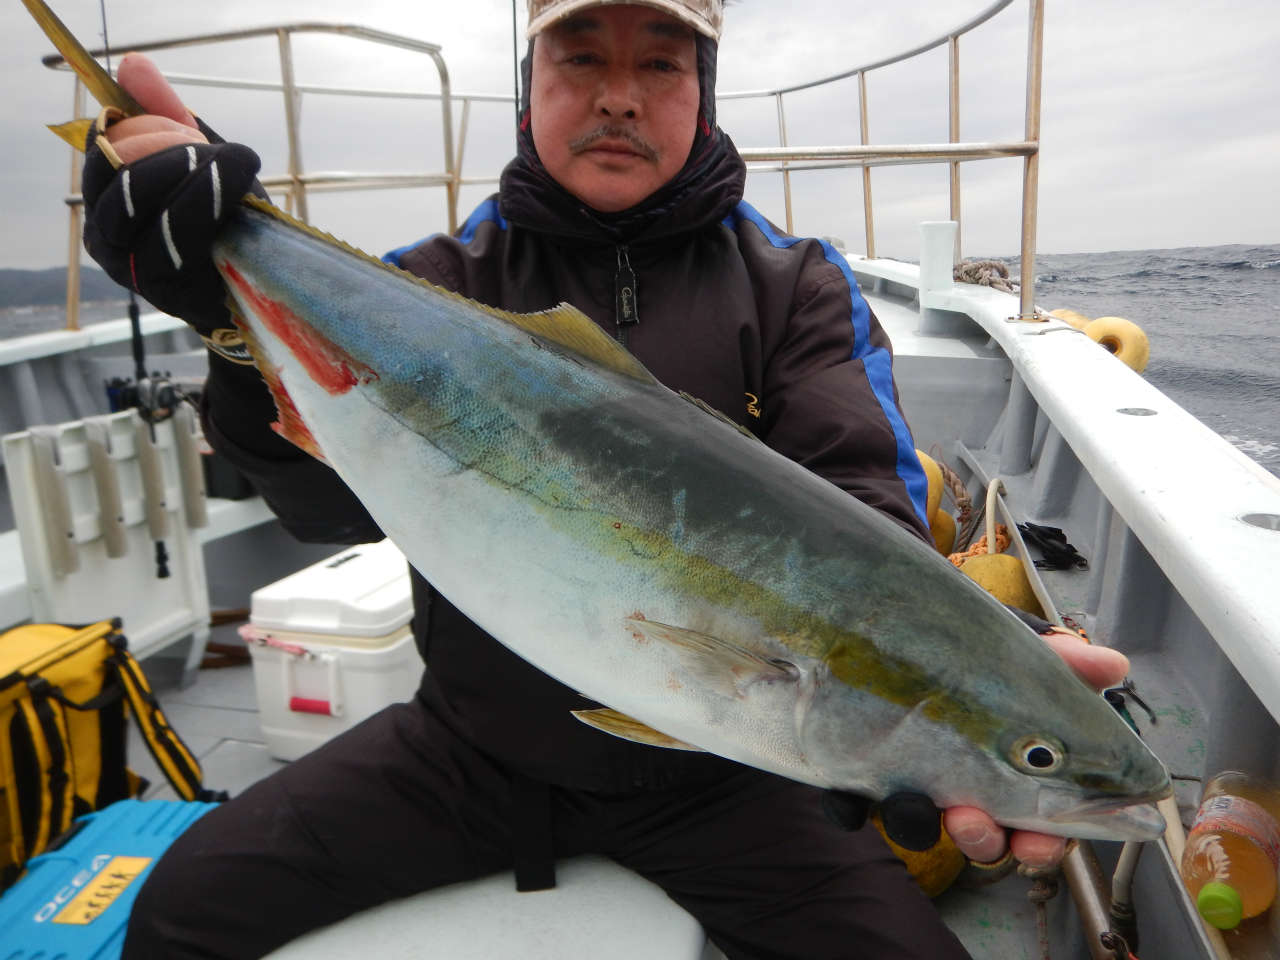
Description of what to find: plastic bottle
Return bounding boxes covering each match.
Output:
[1180,771,1280,930]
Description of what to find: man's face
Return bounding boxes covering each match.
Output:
[530,5,700,213]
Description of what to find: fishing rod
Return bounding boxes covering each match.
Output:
[511,0,521,130]
[96,0,172,580]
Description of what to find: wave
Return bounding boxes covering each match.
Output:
[1036,273,1106,284]
[1032,246,1280,285]
[1220,258,1280,271]
[1153,359,1280,397]
[1222,435,1280,465]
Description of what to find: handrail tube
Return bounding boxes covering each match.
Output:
[40,22,443,65]
[775,93,793,234]
[739,142,1037,162]
[64,78,85,331]
[61,169,506,208]
[277,29,307,221]
[65,147,1024,213]
[261,173,455,191]
[717,0,1016,98]
[1018,0,1045,319]
[434,56,458,234]
[948,35,962,262]
[859,71,874,259]
[48,64,514,106]
[153,73,514,104]
[742,158,1008,173]
[455,99,472,188]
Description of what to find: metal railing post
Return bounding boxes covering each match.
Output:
[65,77,85,331]
[427,50,458,234]
[775,93,793,235]
[858,70,875,260]
[277,28,308,222]
[454,98,472,198]
[1018,0,1045,320]
[949,35,962,264]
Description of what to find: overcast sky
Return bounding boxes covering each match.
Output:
[2,0,1277,270]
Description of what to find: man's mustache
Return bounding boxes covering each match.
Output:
[568,126,659,161]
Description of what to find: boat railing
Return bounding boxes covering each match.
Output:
[722,0,1041,318]
[42,0,1043,329]
[43,22,497,330]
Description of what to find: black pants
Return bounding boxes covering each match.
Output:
[122,697,971,959]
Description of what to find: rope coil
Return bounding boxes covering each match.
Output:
[954,259,1017,294]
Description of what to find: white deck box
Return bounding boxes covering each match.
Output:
[242,539,422,761]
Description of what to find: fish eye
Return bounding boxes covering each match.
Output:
[1010,735,1065,775]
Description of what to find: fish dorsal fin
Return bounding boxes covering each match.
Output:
[678,391,763,443]
[570,708,705,751]
[238,195,657,384]
[496,303,658,383]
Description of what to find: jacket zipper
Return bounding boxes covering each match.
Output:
[614,244,639,345]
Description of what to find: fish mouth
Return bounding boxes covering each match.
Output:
[1038,789,1172,842]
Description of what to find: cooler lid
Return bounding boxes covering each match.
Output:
[249,540,413,638]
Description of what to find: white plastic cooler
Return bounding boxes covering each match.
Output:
[242,539,423,761]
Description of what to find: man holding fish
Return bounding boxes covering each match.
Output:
[77,0,1142,956]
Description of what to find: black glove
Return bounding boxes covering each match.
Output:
[81,110,265,365]
[822,790,943,852]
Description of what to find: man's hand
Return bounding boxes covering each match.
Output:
[82,53,263,352]
[105,54,207,160]
[943,629,1130,867]
[823,628,1130,870]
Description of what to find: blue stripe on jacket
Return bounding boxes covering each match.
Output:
[381,197,509,267]
[724,202,930,528]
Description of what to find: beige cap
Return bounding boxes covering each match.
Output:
[527,0,723,41]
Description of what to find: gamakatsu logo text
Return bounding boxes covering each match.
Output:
[33,853,113,922]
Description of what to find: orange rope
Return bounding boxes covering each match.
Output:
[948,524,1011,566]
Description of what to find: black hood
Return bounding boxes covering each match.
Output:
[498,33,746,245]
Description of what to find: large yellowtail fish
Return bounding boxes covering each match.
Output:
[25,0,1171,840]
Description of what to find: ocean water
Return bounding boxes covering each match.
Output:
[1018,243,1280,479]
[4,243,1278,477]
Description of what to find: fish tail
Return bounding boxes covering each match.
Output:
[20,0,145,121]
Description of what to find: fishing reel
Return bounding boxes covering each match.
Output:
[105,371,184,423]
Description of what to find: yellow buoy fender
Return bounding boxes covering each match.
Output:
[929,510,957,556]
[957,553,1044,619]
[1085,316,1150,373]
[915,450,943,522]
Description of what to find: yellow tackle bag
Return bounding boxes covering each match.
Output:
[0,618,222,889]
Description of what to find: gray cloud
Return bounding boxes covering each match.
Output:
[2,0,1276,272]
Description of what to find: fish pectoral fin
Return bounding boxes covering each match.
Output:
[571,708,705,751]
[624,618,797,699]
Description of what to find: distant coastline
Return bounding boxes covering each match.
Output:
[0,265,124,309]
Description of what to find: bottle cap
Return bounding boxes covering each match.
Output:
[1197,881,1244,929]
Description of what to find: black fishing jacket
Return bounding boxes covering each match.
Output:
[203,137,931,793]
